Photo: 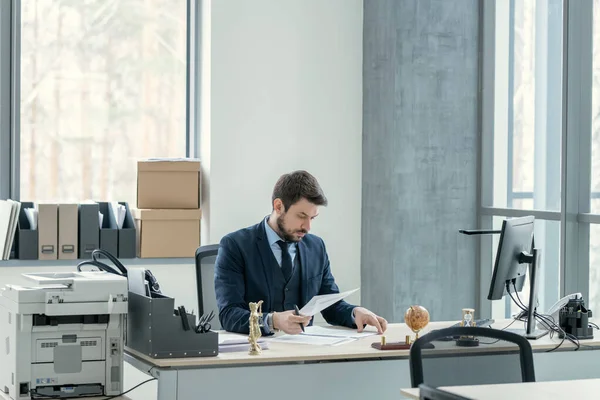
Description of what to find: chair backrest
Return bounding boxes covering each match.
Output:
[410,326,535,388]
[195,244,220,329]
[419,384,473,400]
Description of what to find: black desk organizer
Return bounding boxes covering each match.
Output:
[126,291,218,358]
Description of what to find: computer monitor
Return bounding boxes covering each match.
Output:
[488,215,547,339]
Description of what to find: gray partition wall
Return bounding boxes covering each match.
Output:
[362,0,480,322]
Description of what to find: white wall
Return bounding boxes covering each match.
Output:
[204,0,364,306]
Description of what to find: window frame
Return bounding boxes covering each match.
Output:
[0,0,200,201]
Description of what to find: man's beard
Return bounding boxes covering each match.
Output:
[276,214,307,242]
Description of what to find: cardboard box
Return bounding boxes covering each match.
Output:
[132,208,201,258]
[137,159,201,209]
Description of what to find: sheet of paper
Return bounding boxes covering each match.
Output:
[302,325,378,339]
[218,333,250,345]
[270,334,355,346]
[219,341,270,353]
[299,288,359,316]
[0,200,14,260]
[128,267,148,297]
[110,202,127,229]
[24,207,37,230]
[4,200,20,260]
[218,332,267,345]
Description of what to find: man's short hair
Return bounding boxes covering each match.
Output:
[272,170,328,211]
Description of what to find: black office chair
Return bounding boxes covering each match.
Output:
[195,244,220,329]
[410,326,535,388]
[418,384,473,400]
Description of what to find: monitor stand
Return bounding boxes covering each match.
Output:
[505,327,548,340]
[507,248,549,340]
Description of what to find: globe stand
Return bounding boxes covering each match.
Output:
[371,334,435,350]
[372,304,435,351]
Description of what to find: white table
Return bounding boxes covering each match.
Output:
[124,319,600,400]
[401,378,600,399]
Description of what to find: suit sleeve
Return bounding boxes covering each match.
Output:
[214,235,254,334]
[318,239,357,328]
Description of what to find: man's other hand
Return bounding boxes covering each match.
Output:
[353,307,388,334]
[273,310,312,334]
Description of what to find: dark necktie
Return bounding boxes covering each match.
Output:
[277,240,293,281]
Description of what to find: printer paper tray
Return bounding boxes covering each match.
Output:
[32,360,106,387]
[16,301,127,316]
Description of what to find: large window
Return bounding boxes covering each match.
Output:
[483,0,600,321]
[2,0,195,205]
[484,0,563,319]
[590,0,600,315]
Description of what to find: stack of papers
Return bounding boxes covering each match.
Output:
[0,200,21,260]
[270,325,378,346]
[110,202,127,229]
[302,325,378,339]
[270,334,353,346]
[218,333,269,353]
[92,201,126,229]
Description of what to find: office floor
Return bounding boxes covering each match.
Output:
[122,362,157,400]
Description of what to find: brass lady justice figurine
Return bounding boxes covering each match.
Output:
[248,300,264,355]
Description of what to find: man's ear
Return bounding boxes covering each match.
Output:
[273,198,284,214]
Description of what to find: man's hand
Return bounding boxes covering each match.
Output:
[273,310,312,334]
[353,307,388,334]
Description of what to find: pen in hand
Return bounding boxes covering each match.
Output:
[294,304,305,333]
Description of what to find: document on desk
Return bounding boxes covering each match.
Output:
[218,333,269,352]
[299,288,359,316]
[270,334,355,346]
[303,325,378,339]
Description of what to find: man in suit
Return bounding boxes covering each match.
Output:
[214,170,387,335]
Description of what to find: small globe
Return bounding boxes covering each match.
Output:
[404,305,430,333]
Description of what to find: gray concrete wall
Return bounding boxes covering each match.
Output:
[362,0,480,322]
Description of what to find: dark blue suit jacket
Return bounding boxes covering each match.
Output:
[214,219,356,334]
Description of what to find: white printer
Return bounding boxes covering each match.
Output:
[0,271,128,399]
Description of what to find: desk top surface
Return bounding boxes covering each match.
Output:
[400,378,600,399]
[125,319,600,368]
[0,392,132,400]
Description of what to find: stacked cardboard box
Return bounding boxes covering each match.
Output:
[133,159,202,258]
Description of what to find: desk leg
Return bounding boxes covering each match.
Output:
[124,354,178,400]
[155,369,178,400]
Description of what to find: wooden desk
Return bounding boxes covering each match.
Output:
[124,320,600,400]
[401,378,600,399]
[0,391,132,400]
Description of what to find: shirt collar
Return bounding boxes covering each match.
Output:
[264,216,285,247]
